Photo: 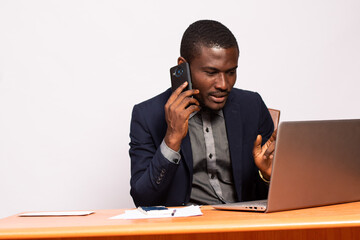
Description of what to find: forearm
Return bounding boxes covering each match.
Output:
[130,144,179,206]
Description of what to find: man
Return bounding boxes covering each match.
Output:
[129,20,276,207]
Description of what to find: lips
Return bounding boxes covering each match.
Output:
[209,92,228,103]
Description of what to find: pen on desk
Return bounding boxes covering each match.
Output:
[171,209,176,216]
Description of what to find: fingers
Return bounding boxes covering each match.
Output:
[269,129,277,142]
[183,99,201,115]
[168,82,192,104]
[264,141,276,158]
[253,135,262,157]
[253,132,277,178]
[263,130,277,158]
[174,81,189,95]
[166,91,199,112]
[164,83,201,150]
[177,91,200,108]
[254,134,262,148]
[166,92,200,118]
[253,130,277,159]
[166,81,200,118]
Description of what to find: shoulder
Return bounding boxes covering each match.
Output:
[133,88,172,112]
[228,88,263,105]
[224,88,269,118]
[131,88,171,129]
[130,89,170,144]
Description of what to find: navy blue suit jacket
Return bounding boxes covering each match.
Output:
[129,88,274,207]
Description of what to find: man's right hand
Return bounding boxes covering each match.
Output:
[164,82,201,151]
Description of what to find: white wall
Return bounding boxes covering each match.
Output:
[0,0,359,218]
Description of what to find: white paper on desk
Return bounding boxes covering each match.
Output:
[110,206,202,219]
[19,211,95,217]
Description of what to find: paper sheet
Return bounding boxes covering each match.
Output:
[110,205,202,219]
[18,211,95,217]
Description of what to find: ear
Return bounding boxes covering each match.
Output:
[177,57,187,65]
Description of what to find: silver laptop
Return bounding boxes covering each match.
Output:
[213,119,360,213]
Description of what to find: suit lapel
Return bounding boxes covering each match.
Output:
[223,93,244,200]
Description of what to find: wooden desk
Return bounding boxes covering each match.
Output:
[1,202,360,240]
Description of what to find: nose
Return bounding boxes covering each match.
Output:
[214,73,228,90]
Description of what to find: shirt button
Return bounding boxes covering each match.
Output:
[209,153,213,159]
[205,127,209,132]
[210,173,216,179]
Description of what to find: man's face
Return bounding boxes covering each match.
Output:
[188,46,238,111]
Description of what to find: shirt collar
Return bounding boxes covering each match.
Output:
[189,108,224,119]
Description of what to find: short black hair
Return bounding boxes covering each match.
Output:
[180,20,239,62]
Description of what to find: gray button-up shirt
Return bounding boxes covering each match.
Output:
[188,109,237,205]
[160,109,237,205]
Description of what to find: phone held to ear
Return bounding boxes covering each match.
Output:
[170,62,192,92]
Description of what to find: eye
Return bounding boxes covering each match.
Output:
[227,70,237,76]
[204,71,217,76]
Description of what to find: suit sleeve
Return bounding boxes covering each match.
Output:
[129,104,179,207]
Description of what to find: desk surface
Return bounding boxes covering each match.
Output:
[1,202,360,240]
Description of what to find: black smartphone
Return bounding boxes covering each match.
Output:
[170,62,192,92]
[138,206,173,215]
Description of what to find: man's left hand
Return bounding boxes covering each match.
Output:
[253,130,277,181]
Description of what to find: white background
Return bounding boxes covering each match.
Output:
[0,0,359,218]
